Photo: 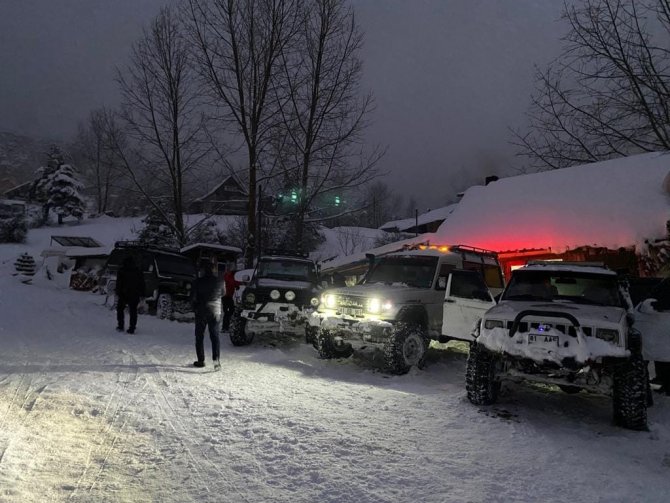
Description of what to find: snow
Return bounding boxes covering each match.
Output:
[434,152,670,252]
[1,219,670,502]
[380,204,458,232]
[180,242,242,254]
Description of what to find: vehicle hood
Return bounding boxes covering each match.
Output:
[327,283,429,301]
[256,278,313,290]
[485,301,626,326]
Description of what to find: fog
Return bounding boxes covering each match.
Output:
[0,0,566,208]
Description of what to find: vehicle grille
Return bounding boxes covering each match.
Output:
[337,295,365,309]
[506,321,592,337]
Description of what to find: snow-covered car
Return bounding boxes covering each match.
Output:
[104,241,196,319]
[229,252,320,346]
[309,244,503,374]
[466,261,648,430]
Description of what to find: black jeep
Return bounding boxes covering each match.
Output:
[104,241,197,319]
[230,251,320,345]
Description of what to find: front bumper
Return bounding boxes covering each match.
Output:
[311,311,394,346]
[240,302,313,332]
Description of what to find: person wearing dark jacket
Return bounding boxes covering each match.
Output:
[191,261,224,370]
[222,266,242,331]
[115,256,145,334]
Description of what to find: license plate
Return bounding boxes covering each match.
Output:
[341,307,363,317]
[528,334,559,346]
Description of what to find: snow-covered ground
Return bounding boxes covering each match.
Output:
[1,220,670,502]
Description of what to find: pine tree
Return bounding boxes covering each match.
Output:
[14,252,36,276]
[48,162,86,224]
[136,203,179,248]
[32,145,64,223]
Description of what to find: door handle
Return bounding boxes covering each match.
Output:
[444,299,455,303]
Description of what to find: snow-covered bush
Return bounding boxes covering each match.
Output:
[48,162,86,223]
[136,203,179,248]
[14,253,36,276]
[0,215,27,243]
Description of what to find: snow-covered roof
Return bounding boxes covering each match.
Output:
[191,174,247,202]
[379,204,457,232]
[433,152,670,252]
[180,242,242,254]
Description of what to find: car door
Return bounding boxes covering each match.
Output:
[442,269,496,342]
[634,299,670,362]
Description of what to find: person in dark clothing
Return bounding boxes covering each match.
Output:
[191,261,224,370]
[115,256,145,334]
[222,265,242,331]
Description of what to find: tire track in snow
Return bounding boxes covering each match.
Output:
[142,351,252,502]
[67,351,146,500]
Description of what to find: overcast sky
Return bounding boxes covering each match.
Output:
[0,0,566,209]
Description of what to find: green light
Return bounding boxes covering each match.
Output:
[291,190,298,203]
[334,195,341,206]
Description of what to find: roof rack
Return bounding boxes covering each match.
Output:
[261,248,311,259]
[114,240,181,255]
[526,260,607,268]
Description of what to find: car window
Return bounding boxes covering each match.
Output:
[449,270,491,300]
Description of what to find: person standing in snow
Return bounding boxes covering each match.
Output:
[222,264,242,331]
[191,261,224,370]
[115,256,145,334]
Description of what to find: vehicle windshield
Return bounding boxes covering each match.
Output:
[155,255,197,277]
[364,256,438,288]
[257,259,315,282]
[502,270,623,307]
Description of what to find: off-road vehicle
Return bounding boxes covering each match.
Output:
[310,244,503,374]
[104,241,197,319]
[229,251,320,346]
[466,261,648,430]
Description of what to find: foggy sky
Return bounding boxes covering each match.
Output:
[0,0,566,209]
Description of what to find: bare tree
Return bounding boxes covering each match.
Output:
[71,107,121,215]
[116,6,209,245]
[272,0,383,247]
[514,0,670,170]
[183,0,302,265]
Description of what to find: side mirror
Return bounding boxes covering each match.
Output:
[638,297,659,314]
[437,276,448,290]
[241,274,250,283]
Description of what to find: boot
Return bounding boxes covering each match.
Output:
[193,361,205,368]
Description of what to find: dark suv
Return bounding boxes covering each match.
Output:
[230,251,320,345]
[104,241,197,319]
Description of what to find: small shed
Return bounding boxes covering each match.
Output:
[180,242,243,275]
[433,152,670,279]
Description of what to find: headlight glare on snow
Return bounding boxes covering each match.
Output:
[285,290,296,301]
[270,289,281,300]
[596,328,619,343]
[484,319,504,330]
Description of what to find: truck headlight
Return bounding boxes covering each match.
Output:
[322,294,337,309]
[596,328,619,343]
[368,298,381,313]
[285,290,296,301]
[270,289,280,300]
[484,319,504,330]
[245,292,256,304]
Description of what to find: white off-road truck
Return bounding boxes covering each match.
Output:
[466,261,649,430]
[230,252,321,346]
[309,244,504,374]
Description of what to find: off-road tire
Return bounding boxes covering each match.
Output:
[156,293,174,320]
[466,343,501,405]
[383,323,429,375]
[305,325,318,345]
[315,328,353,359]
[612,356,648,431]
[229,310,254,346]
